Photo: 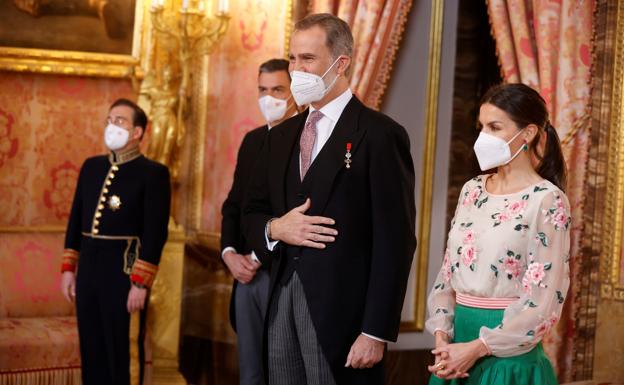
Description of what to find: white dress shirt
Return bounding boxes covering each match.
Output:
[300,88,353,172]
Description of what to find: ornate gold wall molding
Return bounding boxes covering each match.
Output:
[284,0,294,56]
[186,54,209,234]
[148,220,187,385]
[578,0,624,380]
[599,0,624,302]
[400,0,444,332]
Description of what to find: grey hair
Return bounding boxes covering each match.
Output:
[294,13,354,62]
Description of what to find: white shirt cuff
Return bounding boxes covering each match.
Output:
[250,251,262,265]
[361,332,391,344]
[264,222,279,251]
[221,247,237,259]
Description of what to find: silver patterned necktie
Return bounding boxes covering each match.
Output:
[299,110,324,180]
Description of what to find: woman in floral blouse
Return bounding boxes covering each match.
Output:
[426,83,570,384]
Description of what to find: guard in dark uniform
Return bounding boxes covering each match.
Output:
[60,98,171,385]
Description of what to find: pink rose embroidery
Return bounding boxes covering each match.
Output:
[552,210,569,229]
[542,195,571,231]
[522,277,532,295]
[463,187,482,206]
[507,200,528,217]
[521,258,551,294]
[534,313,559,338]
[526,262,545,284]
[461,246,477,268]
[501,256,522,279]
[492,211,511,226]
[463,230,475,244]
[442,249,452,282]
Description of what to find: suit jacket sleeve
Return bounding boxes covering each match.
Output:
[131,164,171,288]
[242,132,275,265]
[221,132,253,252]
[61,160,87,272]
[362,121,417,342]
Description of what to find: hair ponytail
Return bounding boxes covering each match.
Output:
[536,122,567,191]
[481,83,568,192]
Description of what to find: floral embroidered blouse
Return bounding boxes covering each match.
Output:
[425,174,571,357]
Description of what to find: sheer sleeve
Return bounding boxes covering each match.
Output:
[425,182,470,339]
[480,190,571,357]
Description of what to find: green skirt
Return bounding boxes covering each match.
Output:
[428,304,558,385]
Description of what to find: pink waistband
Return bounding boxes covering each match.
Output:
[456,292,518,309]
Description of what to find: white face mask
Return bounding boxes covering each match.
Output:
[258,95,289,124]
[104,123,130,151]
[290,56,341,106]
[473,129,526,171]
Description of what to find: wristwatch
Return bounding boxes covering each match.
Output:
[266,218,276,241]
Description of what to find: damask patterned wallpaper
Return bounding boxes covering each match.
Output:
[0,72,135,227]
[0,73,135,315]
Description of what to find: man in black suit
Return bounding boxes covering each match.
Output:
[60,98,171,385]
[244,13,416,385]
[221,58,298,385]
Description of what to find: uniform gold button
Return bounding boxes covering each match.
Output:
[94,220,99,225]
[109,173,115,179]
[98,204,104,210]
[103,188,109,193]
[100,196,106,202]
[95,212,102,218]
[112,165,119,171]
[93,229,99,234]
[106,180,112,186]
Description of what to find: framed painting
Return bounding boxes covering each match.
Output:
[0,0,149,77]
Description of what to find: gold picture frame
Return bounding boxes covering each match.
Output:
[600,0,624,302]
[0,0,150,78]
[399,0,444,332]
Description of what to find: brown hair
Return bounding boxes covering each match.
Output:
[480,83,567,191]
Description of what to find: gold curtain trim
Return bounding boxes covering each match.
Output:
[0,367,81,385]
[485,0,517,82]
[368,0,414,110]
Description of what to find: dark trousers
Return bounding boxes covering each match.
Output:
[75,237,143,385]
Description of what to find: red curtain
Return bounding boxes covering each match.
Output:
[488,0,594,380]
[309,0,413,109]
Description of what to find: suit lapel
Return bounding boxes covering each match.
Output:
[269,111,308,215]
[303,97,366,216]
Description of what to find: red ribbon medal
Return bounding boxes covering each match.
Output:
[344,142,352,169]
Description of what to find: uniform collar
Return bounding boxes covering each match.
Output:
[108,146,142,165]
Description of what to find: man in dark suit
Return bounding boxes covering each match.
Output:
[221,58,298,385]
[244,13,416,385]
[60,98,171,385]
